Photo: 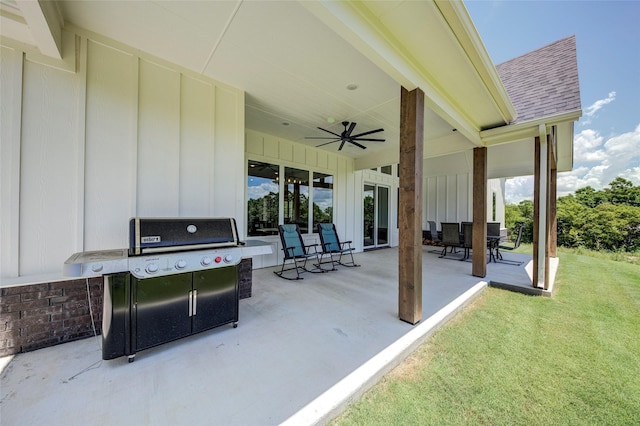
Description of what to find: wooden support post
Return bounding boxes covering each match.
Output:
[549,166,557,258]
[398,87,424,325]
[472,147,487,278]
[549,126,558,259]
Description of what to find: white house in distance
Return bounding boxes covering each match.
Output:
[0,1,580,353]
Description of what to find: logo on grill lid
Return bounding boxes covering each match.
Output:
[141,236,161,243]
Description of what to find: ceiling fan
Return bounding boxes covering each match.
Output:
[305,121,385,150]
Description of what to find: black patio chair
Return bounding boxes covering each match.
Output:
[486,222,502,262]
[495,223,525,265]
[439,222,462,258]
[428,220,441,244]
[460,222,473,261]
[498,224,524,252]
[274,224,325,280]
[317,223,359,270]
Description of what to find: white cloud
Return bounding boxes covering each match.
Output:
[505,124,640,203]
[248,181,278,200]
[580,91,616,126]
[573,129,606,162]
[504,176,534,204]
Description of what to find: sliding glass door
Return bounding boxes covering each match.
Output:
[363,184,389,249]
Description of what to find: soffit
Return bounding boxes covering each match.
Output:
[3,1,522,174]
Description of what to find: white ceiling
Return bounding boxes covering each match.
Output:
[2,0,515,164]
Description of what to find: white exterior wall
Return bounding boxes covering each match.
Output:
[0,31,244,284]
[423,151,506,228]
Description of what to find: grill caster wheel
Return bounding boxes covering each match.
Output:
[233,323,238,328]
[128,355,135,363]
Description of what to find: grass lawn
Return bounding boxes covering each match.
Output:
[333,249,640,425]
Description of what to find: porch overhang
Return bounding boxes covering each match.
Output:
[302,0,516,149]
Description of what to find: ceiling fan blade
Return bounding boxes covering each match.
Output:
[352,137,385,142]
[316,127,342,138]
[351,128,384,138]
[315,139,341,147]
[305,136,342,140]
[349,140,367,150]
[338,140,347,150]
[345,122,357,137]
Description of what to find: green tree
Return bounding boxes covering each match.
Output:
[556,178,640,252]
[504,199,534,243]
[575,186,608,208]
[605,177,640,206]
[556,194,585,248]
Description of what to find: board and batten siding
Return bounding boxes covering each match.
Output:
[423,151,506,228]
[1,31,244,283]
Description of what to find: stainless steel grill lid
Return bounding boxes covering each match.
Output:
[129,217,239,255]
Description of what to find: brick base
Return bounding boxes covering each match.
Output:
[0,258,253,357]
[0,277,103,357]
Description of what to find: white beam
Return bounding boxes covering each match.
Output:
[16,0,63,59]
[536,124,548,288]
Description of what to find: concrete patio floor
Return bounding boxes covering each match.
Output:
[0,246,541,426]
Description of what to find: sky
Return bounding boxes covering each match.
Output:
[465,0,640,203]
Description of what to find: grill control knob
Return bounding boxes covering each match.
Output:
[146,263,159,274]
[175,260,187,270]
[91,263,103,273]
[201,256,213,266]
[224,255,233,263]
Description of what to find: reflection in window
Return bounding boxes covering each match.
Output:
[313,172,333,231]
[284,167,309,233]
[247,160,279,236]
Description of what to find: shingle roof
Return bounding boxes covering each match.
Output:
[496,35,581,124]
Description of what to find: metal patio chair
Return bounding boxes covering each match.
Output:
[274,224,325,280]
[317,223,360,270]
[495,223,525,265]
[439,222,462,258]
[460,222,473,261]
[486,222,502,262]
[428,220,441,244]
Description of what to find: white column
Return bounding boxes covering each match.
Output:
[536,125,548,288]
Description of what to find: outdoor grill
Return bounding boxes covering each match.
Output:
[64,217,272,362]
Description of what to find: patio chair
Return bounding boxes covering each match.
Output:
[460,222,473,261]
[495,223,525,265]
[439,222,462,258]
[317,223,360,269]
[428,220,441,244]
[487,222,501,238]
[498,223,524,252]
[275,224,325,280]
[486,222,502,262]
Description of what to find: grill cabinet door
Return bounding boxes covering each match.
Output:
[134,273,192,351]
[102,273,132,360]
[191,266,239,333]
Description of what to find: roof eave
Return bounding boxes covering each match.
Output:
[480,109,583,146]
[435,0,517,124]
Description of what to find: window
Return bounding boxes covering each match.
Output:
[381,165,392,175]
[284,167,309,233]
[492,192,497,221]
[247,161,279,236]
[313,172,333,231]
